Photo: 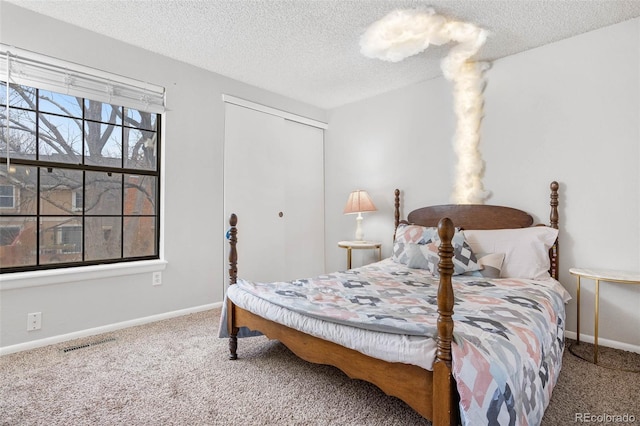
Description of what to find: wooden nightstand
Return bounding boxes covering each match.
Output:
[338,241,382,269]
[569,267,640,364]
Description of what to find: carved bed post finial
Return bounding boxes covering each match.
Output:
[436,217,455,366]
[549,181,559,280]
[550,181,559,230]
[228,213,239,360]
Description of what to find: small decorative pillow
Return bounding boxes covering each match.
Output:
[392,224,438,264]
[463,253,505,278]
[410,231,481,276]
[406,243,432,270]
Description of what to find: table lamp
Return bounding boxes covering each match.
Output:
[343,190,377,241]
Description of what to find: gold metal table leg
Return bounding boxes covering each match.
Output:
[346,247,352,269]
[576,275,581,345]
[594,279,599,364]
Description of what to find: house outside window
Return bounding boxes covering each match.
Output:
[0,47,164,273]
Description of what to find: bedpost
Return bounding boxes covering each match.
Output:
[228,213,239,360]
[393,189,401,244]
[436,218,455,364]
[549,181,559,280]
[433,217,458,426]
[228,214,238,284]
[394,189,400,230]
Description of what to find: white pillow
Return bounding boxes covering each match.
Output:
[463,252,505,278]
[462,227,558,280]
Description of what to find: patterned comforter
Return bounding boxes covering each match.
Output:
[228,259,571,426]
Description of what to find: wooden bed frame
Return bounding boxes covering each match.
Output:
[226,181,560,426]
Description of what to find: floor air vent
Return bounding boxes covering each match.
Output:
[62,337,116,353]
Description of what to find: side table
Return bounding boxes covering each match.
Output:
[338,241,382,269]
[569,267,640,364]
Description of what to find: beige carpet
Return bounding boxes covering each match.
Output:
[1,308,638,425]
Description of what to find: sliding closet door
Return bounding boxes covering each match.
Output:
[224,102,324,283]
[224,103,286,282]
[281,120,324,280]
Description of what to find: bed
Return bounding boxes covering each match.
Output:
[222,181,567,426]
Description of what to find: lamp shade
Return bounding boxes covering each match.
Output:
[343,190,377,214]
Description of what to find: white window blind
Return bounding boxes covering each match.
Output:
[1,44,165,114]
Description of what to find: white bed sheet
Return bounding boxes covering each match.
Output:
[226,283,438,370]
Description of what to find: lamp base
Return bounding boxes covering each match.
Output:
[355,213,364,241]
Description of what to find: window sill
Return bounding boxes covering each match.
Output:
[0,259,168,290]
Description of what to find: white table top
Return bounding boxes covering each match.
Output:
[338,240,381,249]
[569,267,640,284]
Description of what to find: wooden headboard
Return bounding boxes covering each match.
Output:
[393,181,560,279]
[407,204,533,229]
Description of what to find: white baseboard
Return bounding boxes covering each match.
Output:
[4,306,637,356]
[564,331,640,354]
[0,302,223,356]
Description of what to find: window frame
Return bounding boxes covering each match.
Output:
[1,83,163,273]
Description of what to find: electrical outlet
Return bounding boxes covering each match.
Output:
[27,312,41,331]
[152,271,162,286]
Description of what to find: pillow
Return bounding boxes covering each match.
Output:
[392,224,437,264]
[405,230,481,275]
[463,252,505,278]
[420,235,481,276]
[405,243,431,270]
[462,227,558,280]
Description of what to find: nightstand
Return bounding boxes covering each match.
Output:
[338,241,382,269]
[569,267,640,364]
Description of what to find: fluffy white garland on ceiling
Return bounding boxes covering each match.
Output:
[360,8,490,204]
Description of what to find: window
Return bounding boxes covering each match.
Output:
[0,226,20,245]
[0,185,15,208]
[72,190,84,212]
[1,47,164,273]
[57,225,82,254]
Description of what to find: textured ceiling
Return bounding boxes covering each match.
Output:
[6,0,640,109]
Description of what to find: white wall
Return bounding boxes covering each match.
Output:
[0,3,326,350]
[325,77,456,269]
[325,19,640,351]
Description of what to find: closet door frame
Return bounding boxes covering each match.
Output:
[222,95,328,130]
